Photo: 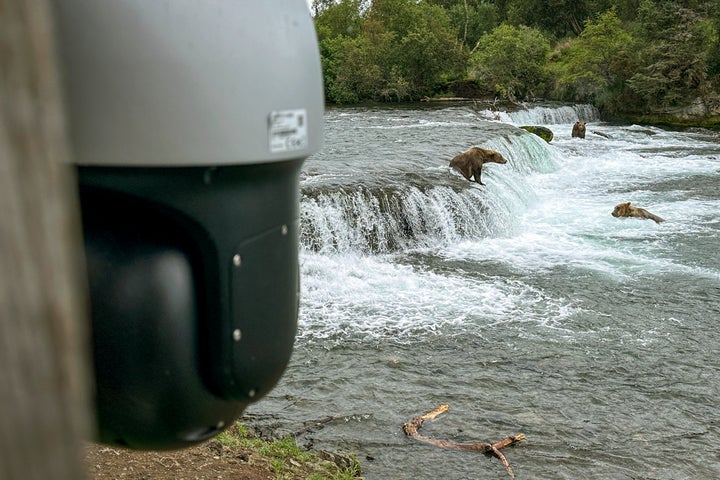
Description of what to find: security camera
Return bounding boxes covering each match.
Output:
[53,0,323,449]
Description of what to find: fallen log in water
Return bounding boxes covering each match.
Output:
[402,405,525,477]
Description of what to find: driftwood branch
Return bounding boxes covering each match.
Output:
[403,405,525,478]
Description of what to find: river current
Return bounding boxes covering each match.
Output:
[246,103,720,479]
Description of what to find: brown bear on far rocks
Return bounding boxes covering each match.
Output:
[572,121,586,138]
[449,147,508,185]
[611,202,665,223]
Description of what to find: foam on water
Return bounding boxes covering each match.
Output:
[298,105,720,340]
[449,123,720,280]
[298,251,580,343]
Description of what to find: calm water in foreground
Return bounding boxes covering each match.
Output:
[246,103,720,479]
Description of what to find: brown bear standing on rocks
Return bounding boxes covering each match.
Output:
[611,202,665,223]
[449,147,508,185]
[572,121,586,138]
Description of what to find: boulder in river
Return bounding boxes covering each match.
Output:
[520,125,554,142]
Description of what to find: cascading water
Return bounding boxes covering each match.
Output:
[474,102,602,125]
[301,184,513,254]
[299,117,558,254]
[248,103,720,480]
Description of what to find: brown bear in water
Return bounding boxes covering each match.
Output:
[449,147,507,185]
[572,121,586,138]
[611,202,665,223]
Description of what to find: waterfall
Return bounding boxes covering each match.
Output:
[301,185,492,254]
[483,128,558,175]
[300,127,557,254]
[475,103,601,125]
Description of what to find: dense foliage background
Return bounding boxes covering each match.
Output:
[311,0,720,117]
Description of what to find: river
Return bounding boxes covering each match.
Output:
[245,103,720,479]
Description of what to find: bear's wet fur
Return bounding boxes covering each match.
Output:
[449,146,507,185]
[612,202,665,224]
[572,121,586,138]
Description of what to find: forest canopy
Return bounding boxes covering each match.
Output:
[311,0,720,116]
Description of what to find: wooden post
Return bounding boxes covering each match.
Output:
[0,1,92,479]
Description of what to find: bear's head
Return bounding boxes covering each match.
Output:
[612,202,632,217]
[488,150,508,164]
[470,147,507,164]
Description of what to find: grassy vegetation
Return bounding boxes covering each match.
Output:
[214,423,362,480]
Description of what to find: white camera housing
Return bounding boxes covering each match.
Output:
[56,0,323,167]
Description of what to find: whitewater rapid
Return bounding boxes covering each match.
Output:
[248,103,720,480]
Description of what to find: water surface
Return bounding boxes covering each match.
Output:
[247,103,720,479]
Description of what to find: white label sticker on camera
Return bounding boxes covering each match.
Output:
[268,109,308,153]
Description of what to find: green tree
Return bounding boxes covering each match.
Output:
[469,24,550,101]
[321,32,391,103]
[365,0,419,38]
[390,2,468,96]
[318,0,466,102]
[546,9,634,109]
[314,0,370,103]
[626,0,718,110]
[313,0,364,41]
[505,0,616,37]
[707,5,720,79]
[425,0,499,50]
